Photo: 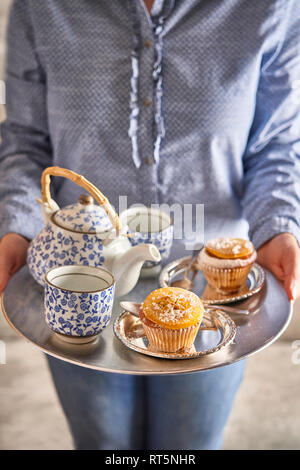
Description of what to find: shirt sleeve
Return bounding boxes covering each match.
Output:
[242,0,300,249]
[0,0,52,241]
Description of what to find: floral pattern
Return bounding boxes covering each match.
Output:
[27,223,106,286]
[128,224,173,267]
[44,282,114,336]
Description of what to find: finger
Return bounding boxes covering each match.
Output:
[283,252,300,301]
[0,262,13,294]
[257,248,285,279]
[0,270,11,294]
[284,274,300,301]
[266,262,285,282]
[284,276,297,301]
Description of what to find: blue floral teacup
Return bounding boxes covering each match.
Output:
[44,265,115,342]
[120,207,173,274]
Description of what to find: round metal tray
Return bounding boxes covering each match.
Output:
[1,258,292,375]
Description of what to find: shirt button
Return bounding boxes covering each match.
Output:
[143,99,152,108]
[144,39,152,48]
[145,156,153,165]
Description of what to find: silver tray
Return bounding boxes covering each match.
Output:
[114,309,236,359]
[0,260,292,375]
[160,258,265,304]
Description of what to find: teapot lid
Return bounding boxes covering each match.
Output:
[53,194,113,233]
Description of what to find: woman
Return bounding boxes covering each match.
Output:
[0,0,299,449]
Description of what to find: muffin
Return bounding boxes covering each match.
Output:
[140,287,204,353]
[197,237,257,293]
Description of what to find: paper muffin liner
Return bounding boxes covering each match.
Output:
[201,263,253,293]
[140,318,201,353]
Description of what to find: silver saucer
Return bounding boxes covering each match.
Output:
[159,258,265,305]
[113,309,236,360]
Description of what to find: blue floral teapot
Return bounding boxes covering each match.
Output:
[27,167,161,296]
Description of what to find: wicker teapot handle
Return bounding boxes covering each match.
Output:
[41,166,121,231]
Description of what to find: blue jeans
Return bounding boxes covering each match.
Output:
[46,355,246,450]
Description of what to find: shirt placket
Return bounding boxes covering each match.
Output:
[134,0,159,205]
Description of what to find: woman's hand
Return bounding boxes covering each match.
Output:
[257,232,300,301]
[0,233,29,293]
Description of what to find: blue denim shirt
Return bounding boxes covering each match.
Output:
[0,0,300,247]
